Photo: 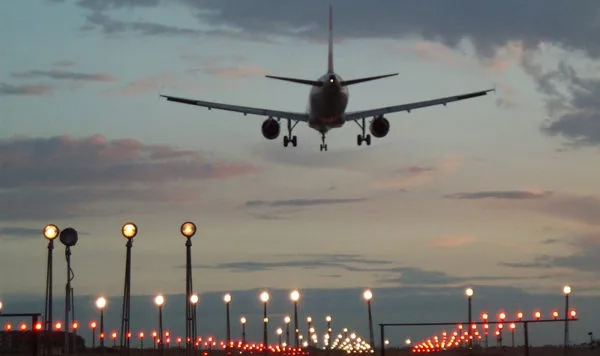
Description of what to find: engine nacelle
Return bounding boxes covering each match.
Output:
[369,116,390,138]
[261,118,280,140]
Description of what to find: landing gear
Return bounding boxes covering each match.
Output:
[319,133,328,151]
[354,117,371,146]
[282,118,298,147]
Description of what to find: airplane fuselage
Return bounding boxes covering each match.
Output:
[307,72,348,133]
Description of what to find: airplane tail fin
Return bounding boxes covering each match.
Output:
[340,73,398,86]
[328,4,334,73]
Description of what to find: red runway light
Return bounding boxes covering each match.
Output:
[90,321,97,329]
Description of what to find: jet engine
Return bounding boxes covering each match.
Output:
[261,118,280,140]
[369,116,390,138]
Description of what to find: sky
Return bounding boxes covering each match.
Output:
[1,0,600,348]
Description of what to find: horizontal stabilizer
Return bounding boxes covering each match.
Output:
[340,73,398,86]
[265,75,324,87]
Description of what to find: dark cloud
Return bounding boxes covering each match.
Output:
[245,198,366,208]
[188,254,392,272]
[444,190,553,200]
[0,227,41,240]
[63,0,600,147]
[0,83,52,96]
[11,69,115,82]
[0,135,258,220]
[500,234,600,273]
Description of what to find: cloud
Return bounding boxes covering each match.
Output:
[427,235,478,248]
[500,233,600,273]
[0,134,258,220]
[444,190,553,200]
[374,157,462,189]
[53,60,77,68]
[0,83,52,96]
[245,198,366,208]
[67,0,600,147]
[536,195,600,227]
[11,69,115,82]
[0,227,41,240]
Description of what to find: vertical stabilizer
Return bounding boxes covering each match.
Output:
[328,5,334,73]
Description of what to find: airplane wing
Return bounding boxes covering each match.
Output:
[343,88,495,121]
[160,94,310,122]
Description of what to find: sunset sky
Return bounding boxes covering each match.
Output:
[1,0,600,347]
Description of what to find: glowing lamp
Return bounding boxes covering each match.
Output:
[72,321,78,330]
[223,293,232,303]
[306,316,312,323]
[241,316,247,324]
[363,289,373,301]
[552,310,559,319]
[154,294,165,306]
[563,285,571,295]
[139,331,144,338]
[326,315,332,322]
[34,322,42,331]
[534,311,541,320]
[516,312,523,320]
[122,222,137,239]
[465,288,474,297]
[284,316,291,324]
[190,294,199,304]
[43,224,59,240]
[570,309,577,318]
[180,222,197,239]
[498,312,506,320]
[510,323,516,330]
[290,290,300,302]
[90,321,97,329]
[260,291,270,303]
[55,322,62,330]
[481,312,488,320]
[95,297,107,309]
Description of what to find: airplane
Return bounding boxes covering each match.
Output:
[160,6,494,152]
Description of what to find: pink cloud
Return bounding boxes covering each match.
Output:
[0,83,52,96]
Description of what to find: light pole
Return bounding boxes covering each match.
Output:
[181,221,197,353]
[306,316,312,342]
[277,328,283,346]
[155,294,165,352]
[90,321,97,348]
[465,287,474,350]
[59,228,78,355]
[96,297,107,348]
[224,293,232,351]
[363,289,374,349]
[325,316,332,353]
[290,290,300,348]
[191,294,199,348]
[481,313,489,348]
[260,291,270,356]
[42,224,58,356]
[43,224,59,334]
[563,285,571,352]
[120,222,137,352]
[240,316,247,343]
[284,316,291,346]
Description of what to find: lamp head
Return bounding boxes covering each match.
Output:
[190,294,199,304]
[260,291,270,303]
[223,293,232,303]
[122,222,137,239]
[180,222,196,239]
[277,328,283,335]
[290,289,300,302]
[563,285,572,295]
[326,315,332,322]
[95,297,106,309]
[154,294,165,306]
[465,288,474,297]
[284,316,291,324]
[363,289,373,301]
[43,224,59,240]
[306,316,312,323]
[240,316,247,324]
[59,227,78,247]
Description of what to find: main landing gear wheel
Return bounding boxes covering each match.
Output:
[282,118,298,148]
[355,117,372,146]
[357,134,371,146]
[283,135,297,147]
[320,144,328,151]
